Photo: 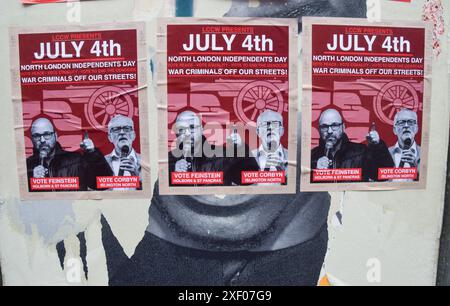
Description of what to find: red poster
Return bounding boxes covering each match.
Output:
[158,18,298,195]
[10,23,150,200]
[301,18,432,191]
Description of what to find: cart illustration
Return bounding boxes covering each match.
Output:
[168,79,288,147]
[190,79,289,124]
[43,85,139,132]
[23,85,139,155]
[334,79,423,125]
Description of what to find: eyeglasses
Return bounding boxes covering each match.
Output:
[31,132,54,141]
[395,120,417,127]
[319,123,343,132]
[110,126,133,134]
[177,125,202,135]
[258,121,282,130]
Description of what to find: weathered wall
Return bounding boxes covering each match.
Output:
[0,0,448,286]
[0,0,161,286]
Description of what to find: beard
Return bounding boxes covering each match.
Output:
[264,134,281,152]
[34,143,52,157]
[117,138,131,149]
[323,135,338,147]
[401,129,413,137]
[39,144,51,152]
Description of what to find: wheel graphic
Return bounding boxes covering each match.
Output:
[235,81,284,124]
[86,86,134,131]
[374,81,420,125]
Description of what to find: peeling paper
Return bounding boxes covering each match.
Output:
[0,199,69,285]
[85,214,109,286]
[331,192,346,228]
[133,0,174,20]
[97,200,150,258]
[1,196,116,285]
[4,197,80,245]
[18,200,77,244]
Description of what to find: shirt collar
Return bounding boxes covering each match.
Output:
[110,148,137,160]
[394,141,418,154]
[257,144,284,159]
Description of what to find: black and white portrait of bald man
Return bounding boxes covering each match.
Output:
[168,110,260,186]
[26,117,112,191]
[311,109,394,182]
[98,0,368,286]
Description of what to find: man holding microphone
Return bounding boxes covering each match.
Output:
[388,109,421,181]
[27,117,112,191]
[311,109,394,182]
[252,110,288,176]
[169,110,259,186]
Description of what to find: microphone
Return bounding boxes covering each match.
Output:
[189,136,195,172]
[403,138,412,149]
[39,150,48,177]
[266,122,272,152]
[325,142,333,169]
[264,122,273,171]
[118,145,130,176]
[399,138,412,168]
[179,138,193,172]
[39,150,47,166]
[232,124,238,149]
[276,150,284,172]
[189,125,195,156]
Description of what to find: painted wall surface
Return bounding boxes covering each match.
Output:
[0,0,448,286]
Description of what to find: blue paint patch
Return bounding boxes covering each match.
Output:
[176,0,194,17]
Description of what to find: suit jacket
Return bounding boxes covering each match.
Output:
[104,150,142,176]
[27,143,112,191]
[388,143,421,167]
[169,137,259,186]
[311,134,394,182]
[251,145,289,171]
[104,149,142,189]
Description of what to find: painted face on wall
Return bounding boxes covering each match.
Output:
[31,118,57,157]
[108,115,136,153]
[318,109,344,149]
[224,0,367,31]
[257,110,285,152]
[393,109,419,148]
